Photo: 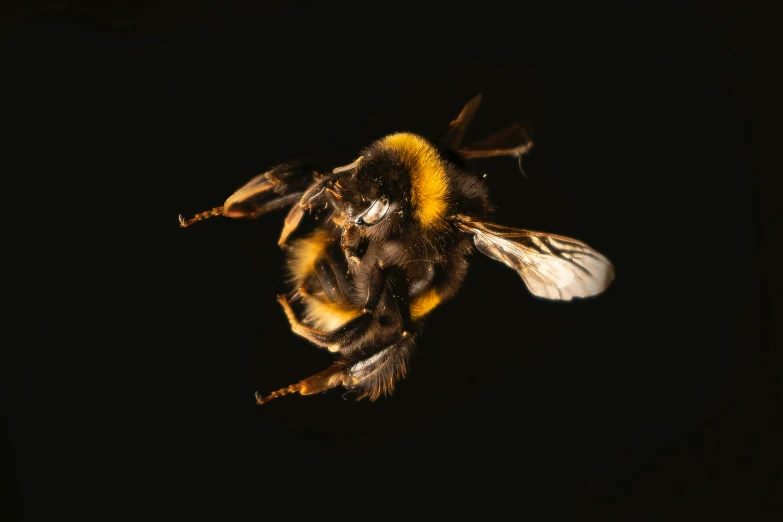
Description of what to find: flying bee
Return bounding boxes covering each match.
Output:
[179,95,615,404]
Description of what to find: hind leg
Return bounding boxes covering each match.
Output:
[258,274,416,404]
[255,332,416,404]
[277,262,387,351]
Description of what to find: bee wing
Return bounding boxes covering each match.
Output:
[457,219,615,300]
[439,94,483,150]
[222,161,320,219]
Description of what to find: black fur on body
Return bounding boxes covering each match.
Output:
[274,136,491,401]
[178,94,615,404]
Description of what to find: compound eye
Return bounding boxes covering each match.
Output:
[356,196,390,226]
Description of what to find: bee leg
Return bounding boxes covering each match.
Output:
[278,177,331,246]
[340,224,367,264]
[255,332,416,404]
[278,203,305,246]
[439,94,482,150]
[459,121,533,175]
[341,332,417,401]
[277,263,387,351]
[180,162,321,228]
[314,259,351,303]
[178,206,225,228]
[258,285,417,404]
[223,162,319,219]
[255,362,349,404]
[276,295,372,352]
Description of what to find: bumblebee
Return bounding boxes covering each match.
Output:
[179,95,615,404]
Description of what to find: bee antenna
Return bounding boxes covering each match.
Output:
[255,384,303,405]
[332,155,364,176]
[178,206,224,228]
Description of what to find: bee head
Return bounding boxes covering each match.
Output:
[329,132,453,238]
[327,153,406,239]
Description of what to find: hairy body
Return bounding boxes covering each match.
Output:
[179,95,615,404]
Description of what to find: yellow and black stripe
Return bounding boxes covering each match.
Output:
[380,133,451,230]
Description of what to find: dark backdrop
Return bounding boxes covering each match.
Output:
[2,1,779,520]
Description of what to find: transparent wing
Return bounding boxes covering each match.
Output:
[457,219,615,301]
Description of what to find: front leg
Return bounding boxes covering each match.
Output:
[277,262,386,352]
[223,161,322,219]
[178,161,321,227]
[277,176,331,246]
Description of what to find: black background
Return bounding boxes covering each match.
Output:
[2,1,780,520]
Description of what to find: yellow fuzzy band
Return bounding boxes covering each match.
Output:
[381,133,449,229]
[287,229,331,287]
[410,288,441,320]
[303,295,360,331]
